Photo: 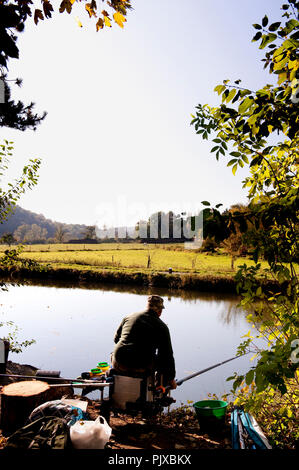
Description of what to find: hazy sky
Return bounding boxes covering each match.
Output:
[1,0,283,227]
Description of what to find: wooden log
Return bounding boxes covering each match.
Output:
[0,380,51,433]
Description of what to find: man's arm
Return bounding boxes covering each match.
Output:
[114,318,125,343]
[156,323,176,385]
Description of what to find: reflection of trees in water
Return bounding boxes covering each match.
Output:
[0,276,241,304]
[219,300,245,326]
[218,299,266,328]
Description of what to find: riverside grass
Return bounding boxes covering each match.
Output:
[0,242,269,277]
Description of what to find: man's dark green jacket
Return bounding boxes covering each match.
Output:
[113,308,176,382]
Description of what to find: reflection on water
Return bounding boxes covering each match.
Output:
[0,278,258,405]
[0,275,241,302]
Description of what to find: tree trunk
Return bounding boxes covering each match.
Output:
[231,256,235,271]
[0,380,51,433]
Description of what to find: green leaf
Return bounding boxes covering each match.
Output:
[239,89,252,98]
[232,90,241,104]
[226,89,237,102]
[283,38,299,50]
[227,159,237,167]
[273,55,289,71]
[214,85,226,95]
[221,141,228,150]
[226,375,236,382]
[252,31,262,42]
[256,286,262,296]
[262,15,268,27]
[230,151,241,157]
[252,23,262,30]
[232,375,244,392]
[259,33,277,49]
[269,22,281,31]
[211,146,219,152]
[256,89,271,98]
[245,370,254,385]
[232,164,238,175]
[222,89,229,103]
[201,201,210,206]
[273,45,285,59]
[285,19,299,34]
[238,97,254,113]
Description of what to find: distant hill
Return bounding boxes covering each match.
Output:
[0,205,88,241]
[0,206,203,244]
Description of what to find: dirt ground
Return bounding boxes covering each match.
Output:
[0,362,232,450]
[89,406,232,450]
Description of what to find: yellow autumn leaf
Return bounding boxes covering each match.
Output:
[70,0,76,4]
[288,59,299,71]
[250,353,258,361]
[85,3,96,18]
[242,330,252,338]
[103,15,112,27]
[113,11,126,28]
[75,16,82,27]
[278,72,287,85]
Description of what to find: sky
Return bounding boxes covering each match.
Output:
[1,0,284,228]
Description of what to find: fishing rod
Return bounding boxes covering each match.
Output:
[162,354,247,393]
[177,354,247,386]
[1,355,247,390]
[0,373,104,384]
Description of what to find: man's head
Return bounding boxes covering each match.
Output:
[147,295,165,316]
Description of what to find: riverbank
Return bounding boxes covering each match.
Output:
[0,361,231,450]
[0,243,271,279]
[0,263,280,294]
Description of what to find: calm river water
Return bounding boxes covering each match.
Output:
[0,281,258,406]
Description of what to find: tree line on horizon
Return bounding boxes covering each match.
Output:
[0,203,263,266]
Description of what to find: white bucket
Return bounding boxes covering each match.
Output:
[111,375,143,410]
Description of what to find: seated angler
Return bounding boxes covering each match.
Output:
[111,295,177,390]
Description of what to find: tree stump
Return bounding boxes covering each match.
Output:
[0,380,51,434]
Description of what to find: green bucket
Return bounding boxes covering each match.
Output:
[193,400,228,430]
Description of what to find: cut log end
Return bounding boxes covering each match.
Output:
[2,380,50,397]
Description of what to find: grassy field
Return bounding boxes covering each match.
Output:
[0,243,270,277]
